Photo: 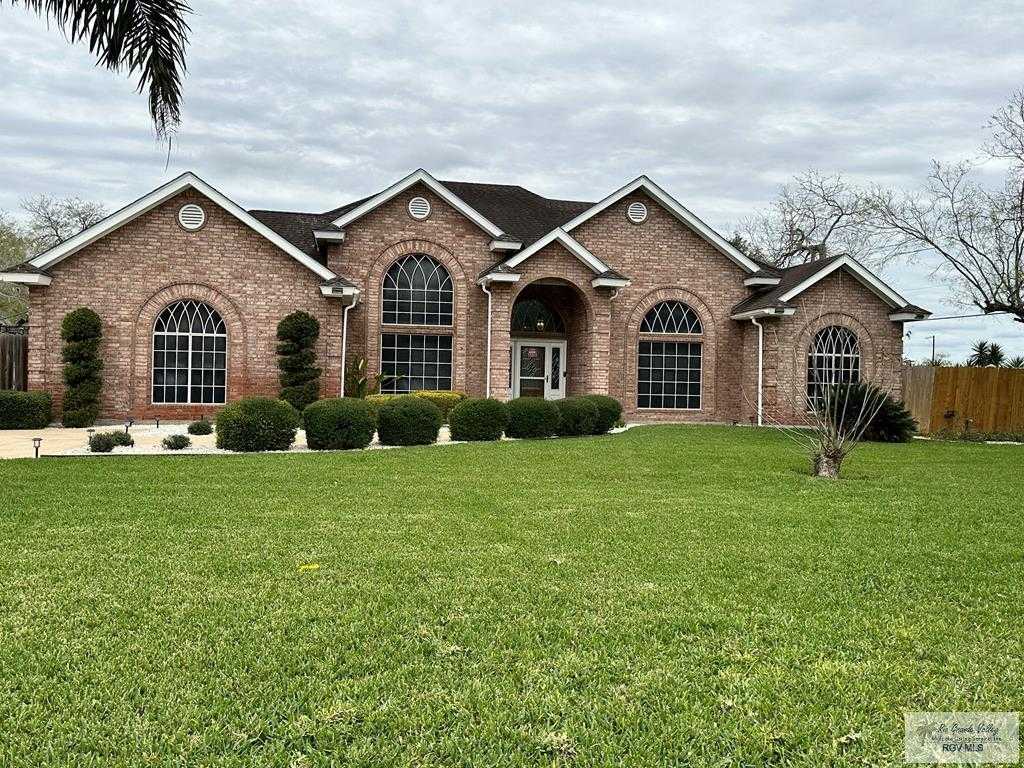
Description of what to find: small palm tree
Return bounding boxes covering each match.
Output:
[1007,355,1024,369]
[9,0,192,139]
[967,339,1006,367]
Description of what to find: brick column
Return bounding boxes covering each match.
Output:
[588,291,613,395]
[488,283,513,400]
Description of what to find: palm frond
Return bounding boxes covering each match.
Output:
[11,0,191,139]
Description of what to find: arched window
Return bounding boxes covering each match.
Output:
[637,300,703,410]
[511,297,566,334]
[152,300,227,404]
[382,254,453,326]
[806,325,860,408]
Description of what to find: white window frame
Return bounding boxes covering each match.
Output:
[380,253,454,328]
[151,300,228,405]
[379,332,454,393]
[637,301,704,411]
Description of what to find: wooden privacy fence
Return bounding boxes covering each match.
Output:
[903,365,1024,434]
[0,324,29,391]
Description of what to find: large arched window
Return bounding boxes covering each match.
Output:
[637,300,703,410]
[152,300,227,404]
[382,253,453,326]
[806,325,860,408]
[511,297,566,334]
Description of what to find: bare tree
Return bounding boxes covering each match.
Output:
[21,195,107,253]
[0,212,31,322]
[870,91,1024,324]
[736,170,878,268]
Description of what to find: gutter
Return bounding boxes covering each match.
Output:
[481,281,493,398]
[340,296,357,397]
[751,317,763,426]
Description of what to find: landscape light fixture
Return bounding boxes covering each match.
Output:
[32,437,41,459]
[125,419,134,435]
[155,417,160,429]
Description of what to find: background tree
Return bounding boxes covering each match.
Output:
[60,307,103,427]
[0,196,106,322]
[870,90,1024,325]
[734,170,879,267]
[967,340,1006,367]
[1007,355,1024,369]
[7,0,192,140]
[276,311,321,412]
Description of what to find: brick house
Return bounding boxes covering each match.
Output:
[0,170,929,423]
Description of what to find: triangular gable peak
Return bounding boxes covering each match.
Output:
[25,172,337,283]
[561,176,761,273]
[331,169,511,246]
[777,255,910,309]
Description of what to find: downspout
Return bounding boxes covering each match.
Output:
[340,297,355,397]
[750,316,763,426]
[481,281,493,398]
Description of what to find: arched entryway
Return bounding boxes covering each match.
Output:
[510,279,592,399]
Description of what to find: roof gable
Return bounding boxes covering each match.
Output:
[28,173,336,282]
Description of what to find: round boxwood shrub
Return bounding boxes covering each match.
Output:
[88,431,120,453]
[60,307,103,427]
[110,430,135,447]
[162,434,191,450]
[449,398,508,442]
[555,396,599,436]
[215,397,299,452]
[581,394,622,435]
[0,390,52,429]
[187,417,213,435]
[303,398,376,450]
[376,395,442,446]
[276,311,321,412]
[505,397,561,439]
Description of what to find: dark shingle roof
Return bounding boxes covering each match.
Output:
[248,210,336,260]
[730,255,845,315]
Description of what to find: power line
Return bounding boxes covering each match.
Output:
[910,311,1013,322]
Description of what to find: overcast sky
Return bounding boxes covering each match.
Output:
[1,0,1022,361]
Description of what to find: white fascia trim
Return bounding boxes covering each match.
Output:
[489,239,522,251]
[730,307,797,320]
[889,311,930,322]
[744,275,781,287]
[0,272,51,286]
[332,169,505,238]
[314,230,345,242]
[502,228,610,275]
[591,277,630,289]
[776,255,908,308]
[558,176,761,273]
[477,272,522,285]
[320,284,360,298]
[29,172,337,282]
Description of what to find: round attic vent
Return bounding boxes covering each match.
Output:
[408,196,431,220]
[627,201,648,224]
[178,203,206,231]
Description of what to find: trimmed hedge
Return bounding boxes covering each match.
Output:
[276,311,321,412]
[162,434,191,450]
[61,307,103,427]
[412,390,466,421]
[0,390,52,429]
[376,395,442,446]
[449,398,507,442]
[581,394,622,435]
[505,397,561,439]
[303,398,376,450]
[187,417,213,435]
[215,397,299,452]
[555,396,599,436]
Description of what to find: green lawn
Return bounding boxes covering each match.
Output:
[1,426,1021,767]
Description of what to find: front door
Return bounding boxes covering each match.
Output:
[512,340,566,399]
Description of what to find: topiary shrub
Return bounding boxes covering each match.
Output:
[162,434,191,450]
[187,417,213,435]
[555,396,599,437]
[276,311,321,412]
[412,390,466,422]
[376,395,442,446]
[505,397,561,439]
[303,398,376,450]
[60,307,103,427]
[110,430,135,447]
[581,394,622,435]
[0,390,52,429]
[827,382,917,443]
[215,397,299,452]
[88,431,118,453]
[449,398,508,442]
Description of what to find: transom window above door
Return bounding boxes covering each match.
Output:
[382,253,453,326]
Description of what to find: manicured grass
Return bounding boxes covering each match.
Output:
[1,426,1021,766]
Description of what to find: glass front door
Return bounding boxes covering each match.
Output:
[513,341,566,399]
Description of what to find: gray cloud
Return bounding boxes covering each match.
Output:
[1,0,1023,359]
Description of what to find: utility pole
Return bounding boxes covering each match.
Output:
[930,335,936,365]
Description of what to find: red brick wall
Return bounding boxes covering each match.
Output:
[27,188,341,420]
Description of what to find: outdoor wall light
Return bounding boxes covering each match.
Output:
[536,320,545,331]
[32,437,41,459]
